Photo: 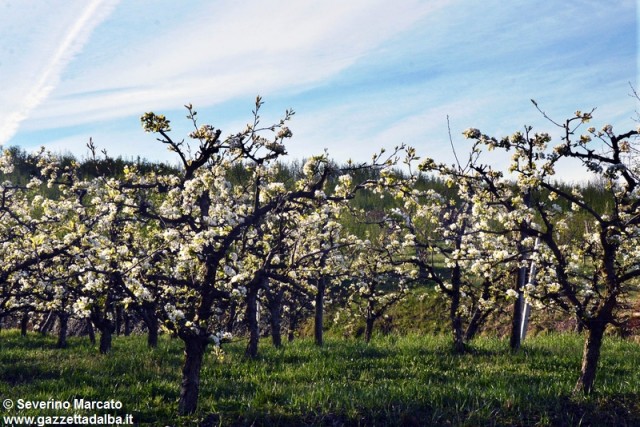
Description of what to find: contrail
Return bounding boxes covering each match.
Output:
[0,0,120,146]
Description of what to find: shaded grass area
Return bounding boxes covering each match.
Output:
[0,331,639,426]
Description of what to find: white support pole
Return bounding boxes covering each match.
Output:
[519,237,539,342]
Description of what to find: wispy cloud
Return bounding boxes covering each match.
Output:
[2,0,636,183]
[0,0,120,145]
[19,0,451,131]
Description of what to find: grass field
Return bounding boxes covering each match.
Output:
[0,331,639,426]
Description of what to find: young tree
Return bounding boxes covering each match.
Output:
[461,104,640,394]
[113,99,346,415]
[377,148,514,353]
[342,229,415,343]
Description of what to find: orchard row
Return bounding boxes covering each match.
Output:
[1,98,638,415]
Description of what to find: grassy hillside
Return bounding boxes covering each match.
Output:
[1,331,638,426]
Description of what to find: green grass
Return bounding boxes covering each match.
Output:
[0,331,639,426]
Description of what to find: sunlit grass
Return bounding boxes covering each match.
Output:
[0,330,638,426]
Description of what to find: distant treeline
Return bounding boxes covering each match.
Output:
[2,145,613,224]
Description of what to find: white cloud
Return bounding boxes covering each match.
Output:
[2,0,635,184]
[19,0,451,131]
[0,0,120,146]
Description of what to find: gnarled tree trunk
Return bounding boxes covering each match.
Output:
[56,312,69,349]
[268,288,284,348]
[574,320,606,395]
[245,286,260,358]
[140,303,159,348]
[146,315,158,348]
[20,312,29,336]
[98,323,113,354]
[465,280,493,342]
[287,305,299,342]
[91,312,115,355]
[178,336,207,415]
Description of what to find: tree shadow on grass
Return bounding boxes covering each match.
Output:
[0,363,59,385]
[0,331,57,350]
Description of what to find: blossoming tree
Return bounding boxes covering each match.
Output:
[113,99,373,414]
[461,104,640,394]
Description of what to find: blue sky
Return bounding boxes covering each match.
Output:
[0,0,637,181]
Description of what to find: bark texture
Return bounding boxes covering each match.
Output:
[574,321,606,395]
[56,312,69,349]
[245,287,260,358]
[178,337,207,415]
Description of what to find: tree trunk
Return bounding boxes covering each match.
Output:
[465,308,486,342]
[92,312,115,355]
[510,267,527,352]
[20,312,29,336]
[450,264,465,354]
[451,309,465,353]
[509,294,523,352]
[465,280,493,342]
[314,278,326,347]
[123,310,131,336]
[268,289,284,348]
[115,306,122,336]
[288,307,298,342]
[56,312,69,349]
[140,304,158,348]
[147,319,158,348]
[99,325,113,354]
[364,316,375,343]
[40,311,56,335]
[178,337,207,415]
[270,308,282,348]
[464,315,479,342]
[86,319,96,345]
[245,287,260,358]
[574,321,606,395]
[225,301,237,334]
[510,201,534,350]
